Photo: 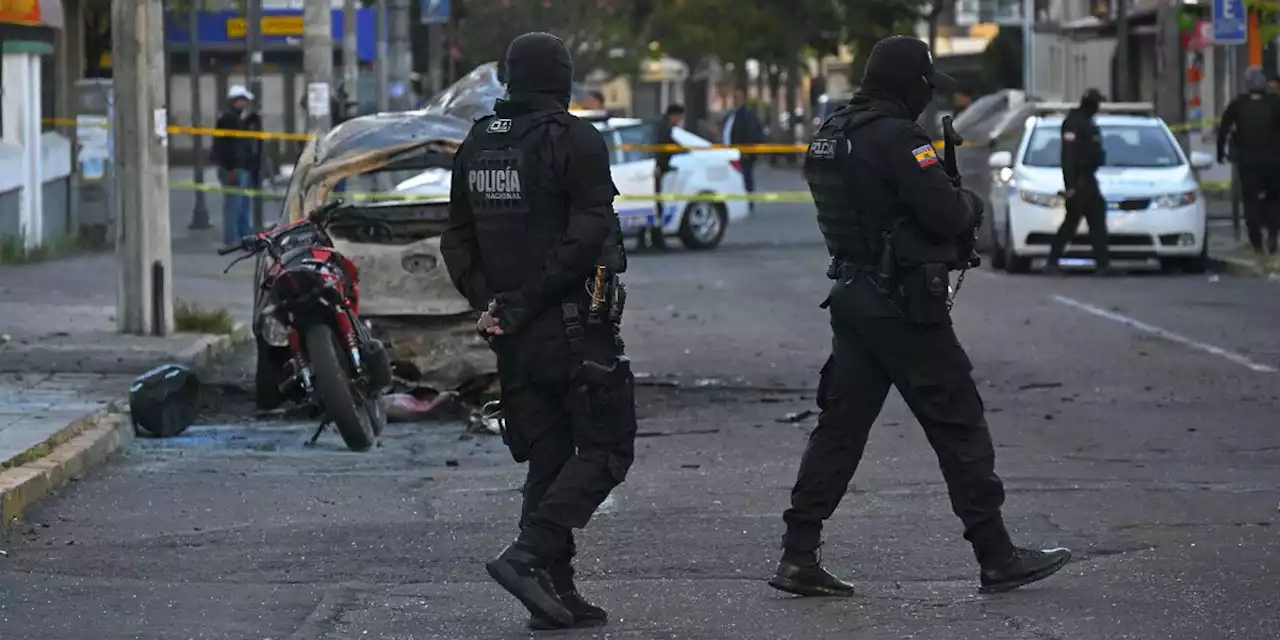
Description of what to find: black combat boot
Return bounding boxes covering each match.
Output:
[767,547,856,598]
[978,546,1072,594]
[486,543,573,628]
[527,561,608,630]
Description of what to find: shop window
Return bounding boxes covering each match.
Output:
[41,53,56,132]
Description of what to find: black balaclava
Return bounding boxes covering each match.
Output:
[504,32,574,108]
[1080,89,1103,117]
[861,36,938,120]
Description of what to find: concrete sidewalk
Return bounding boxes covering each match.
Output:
[0,235,254,525]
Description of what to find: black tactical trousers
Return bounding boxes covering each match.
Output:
[1048,175,1109,269]
[1235,162,1280,253]
[495,310,637,567]
[782,315,1016,567]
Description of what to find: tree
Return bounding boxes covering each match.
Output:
[450,0,651,78]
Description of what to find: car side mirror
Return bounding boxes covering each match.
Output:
[988,151,1013,170]
[1189,151,1213,170]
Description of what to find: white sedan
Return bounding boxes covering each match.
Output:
[395,113,751,250]
[986,106,1214,273]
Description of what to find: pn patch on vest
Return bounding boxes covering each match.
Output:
[912,144,938,168]
[487,118,513,134]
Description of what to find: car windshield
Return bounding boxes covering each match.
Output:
[1022,123,1183,168]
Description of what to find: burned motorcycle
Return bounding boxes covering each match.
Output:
[219,200,394,452]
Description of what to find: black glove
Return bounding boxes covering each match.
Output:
[492,291,531,336]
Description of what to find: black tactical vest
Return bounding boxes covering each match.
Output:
[464,111,572,293]
[804,106,892,264]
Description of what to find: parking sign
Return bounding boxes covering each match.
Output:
[1213,0,1246,45]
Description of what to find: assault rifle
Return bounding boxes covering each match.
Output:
[941,115,981,269]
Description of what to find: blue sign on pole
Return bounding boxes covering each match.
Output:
[1213,0,1247,45]
[421,0,451,24]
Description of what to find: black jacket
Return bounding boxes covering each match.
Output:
[1217,90,1280,165]
[725,105,765,162]
[441,94,621,326]
[1060,108,1104,188]
[211,109,263,174]
[653,120,684,174]
[805,91,982,320]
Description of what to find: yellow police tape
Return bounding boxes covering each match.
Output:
[42,115,1227,156]
[169,179,1234,203]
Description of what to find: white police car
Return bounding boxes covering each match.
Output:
[395,110,750,250]
[986,102,1214,273]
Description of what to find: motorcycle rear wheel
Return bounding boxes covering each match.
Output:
[306,323,376,452]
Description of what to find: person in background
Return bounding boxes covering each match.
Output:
[1267,74,1280,95]
[212,85,262,247]
[952,86,974,119]
[1218,65,1280,263]
[723,87,766,211]
[1045,89,1112,276]
[642,104,686,252]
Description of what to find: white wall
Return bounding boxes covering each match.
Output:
[1037,34,1116,102]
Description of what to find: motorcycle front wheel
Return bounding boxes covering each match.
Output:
[306,323,376,452]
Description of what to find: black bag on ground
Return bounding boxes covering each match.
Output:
[129,364,200,438]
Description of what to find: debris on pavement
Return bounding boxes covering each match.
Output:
[467,400,503,435]
[1018,381,1064,391]
[778,409,816,423]
[382,391,456,423]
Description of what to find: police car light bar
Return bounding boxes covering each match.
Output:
[571,109,611,122]
[1032,101,1156,115]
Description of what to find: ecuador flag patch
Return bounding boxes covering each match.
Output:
[912,144,939,168]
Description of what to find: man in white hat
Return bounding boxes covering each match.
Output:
[212,85,263,246]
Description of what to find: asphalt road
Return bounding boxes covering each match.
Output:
[3,167,1278,640]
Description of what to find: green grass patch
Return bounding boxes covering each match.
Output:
[174,299,235,335]
[0,233,89,265]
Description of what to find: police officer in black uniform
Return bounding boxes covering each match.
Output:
[769,36,1071,598]
[1218,66,1280,261]
[440,32,636,630]
[1045,89,1112,276]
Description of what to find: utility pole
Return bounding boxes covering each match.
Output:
[112,0,173,336]
[1157,0,1187,153]
[428,23,444,96]
[342,0,359,109]
[304,0,334,133]
[246,0,264,231]
[1116,0,1130,101]
[376,0,390,114]
[1022,0,1035,97]
[188,0,210,230]
[389,0,413,111]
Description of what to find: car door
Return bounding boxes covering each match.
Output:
[609,123,658,230]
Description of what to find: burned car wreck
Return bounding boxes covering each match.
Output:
[259,107,493,406]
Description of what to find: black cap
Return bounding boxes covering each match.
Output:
[862,35,956,93]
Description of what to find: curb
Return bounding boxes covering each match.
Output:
[0,323,250,527]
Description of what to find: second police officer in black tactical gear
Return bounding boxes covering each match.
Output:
[440,32,636,630]
[1045,89,1113,276]
[1218,65,1280,263]
[769,35,1072,598]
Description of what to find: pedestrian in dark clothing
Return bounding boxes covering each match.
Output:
[440,31,636,631]
[640,103,686,251]
[723,87,766,210]
[771,34,1071,599]
[1045,89,1114,276]
[1218,66,1280,262]
[212,85,263,246]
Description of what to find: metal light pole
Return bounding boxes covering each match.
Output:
[376,0,390,114]
[389,0,413,111]
[246,0,264,231]
[1022,0,1035,97]
[342,0,358,110]
[188,0,210,229]
[1116,0,1130,101]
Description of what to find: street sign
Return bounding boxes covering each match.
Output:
[421,0,450,24]
[1213,0,1247,45]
